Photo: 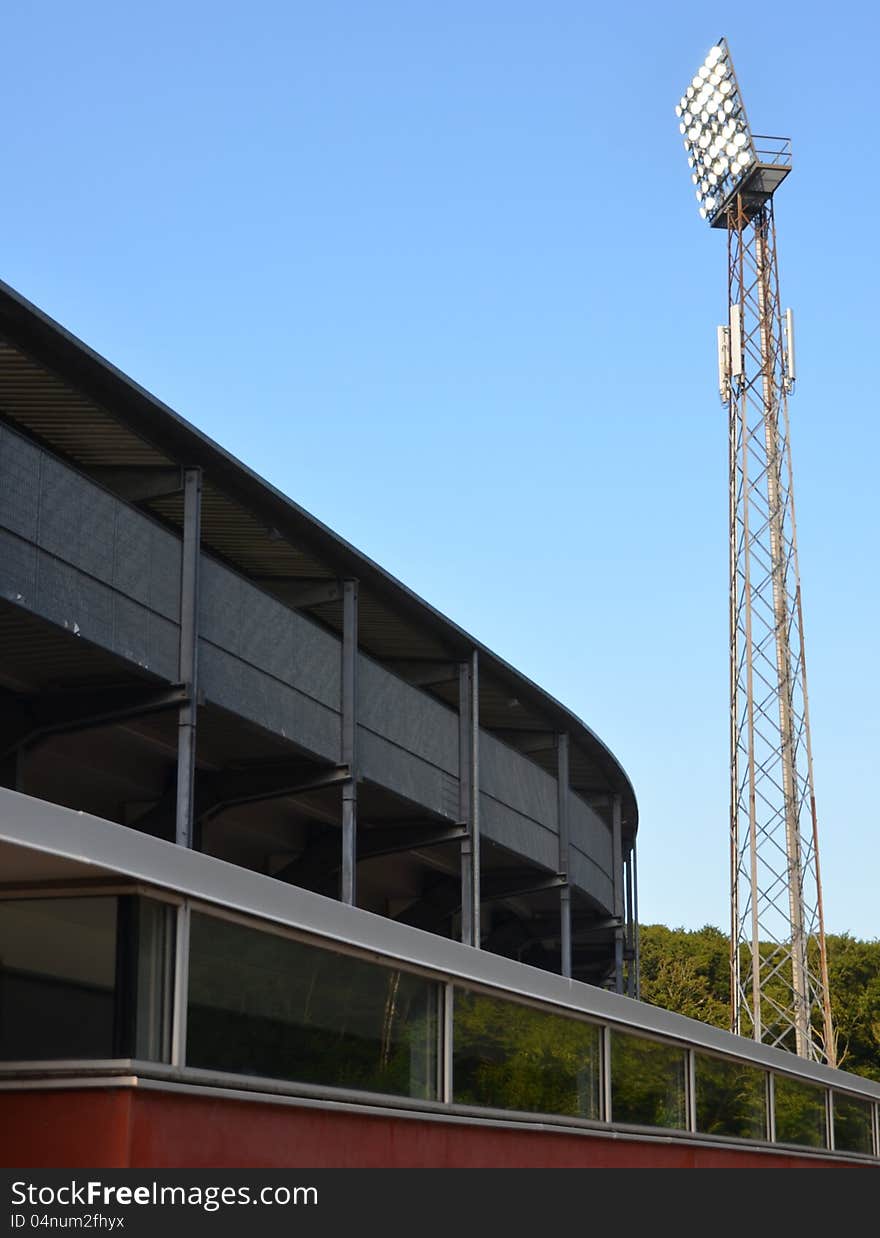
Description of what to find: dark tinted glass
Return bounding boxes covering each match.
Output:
[833,1092,874,1156]
[0,897,117,1059]
[187,912,439,1099]
[774,1074,827,1147]
[453,989,600,1120]
[695,1053,767,1140]
[610,1031,687,1129]
[0,896,174,1063]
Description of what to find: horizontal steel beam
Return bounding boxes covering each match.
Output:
[131,762,349,838]
[395,867,564,933]
[1,683,190,758]
[275,821,468,888]
[497,913,621,941]
[251,578,343,607]
[86,466,184,502]
[481,874,566,904]
[383,660,460,686]
[199,763,350,822]
[359,823,467,861]
[490,728,558,754]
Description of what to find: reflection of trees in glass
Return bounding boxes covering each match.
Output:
[832,1092,874,1156]
[773,1074,827,1148]
[695,1054,766,1140]
[610,1032,687,1129]
[186,913,439,1098]
[453,990,600,1120]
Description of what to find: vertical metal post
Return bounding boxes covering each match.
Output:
[469,650,480,947]
[632,840,641,1000]
[731,200,763,1043]
[441,982,454,1105]
[602,1025,613,1123]
[175,467,201,849]
[728,240,742,1035]
[624,848,635,998]
[557,732,572,979]
[459,651,480,947]
[458,658,471,943]
[341,579,358,906]
[755,215,809,1058]
[612,793,624,995]
[170,902,191,1069]
[794,583,836,1064]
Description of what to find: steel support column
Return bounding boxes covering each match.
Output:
[632,839,641,1000]
[170,903,191,1068]
[340,579,358,906]
[612,793,624,994]
[557,732,572,979]
[459,651,480,947]
[624,847,635,998]
[175,467,202,849]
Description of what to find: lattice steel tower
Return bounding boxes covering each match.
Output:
[675,40,835,1064]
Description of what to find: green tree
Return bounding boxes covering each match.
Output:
[638,924,880,1083]
[638,924,729,1029]
[826,933,880,1082]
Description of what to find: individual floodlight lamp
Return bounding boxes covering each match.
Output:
[676,38,790,227]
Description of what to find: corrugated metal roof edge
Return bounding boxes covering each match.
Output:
[0,278,638,834]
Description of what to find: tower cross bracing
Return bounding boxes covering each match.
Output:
[676,39,834,1064]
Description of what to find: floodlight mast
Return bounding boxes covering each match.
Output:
[678,40,835,1065]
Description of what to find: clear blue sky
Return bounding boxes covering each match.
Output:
[3,2,877,939]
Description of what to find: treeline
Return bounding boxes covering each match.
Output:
[638,924,880,1082]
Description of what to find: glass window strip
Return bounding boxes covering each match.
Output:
[773,1072,828,1149]
[0,894,174,1065]
[694,1051,768,1141]
[831,1090,875,1157]
[186,911,440,1101]
[609,1029,688,1131]
[451,987,601,1122]
[2,892,879,1157]
[183,897,446,987]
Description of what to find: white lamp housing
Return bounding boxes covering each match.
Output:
[676,39,756,225]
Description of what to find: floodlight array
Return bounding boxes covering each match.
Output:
[676,40,756,224]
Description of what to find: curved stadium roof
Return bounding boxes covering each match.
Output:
[0,277,637,840]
